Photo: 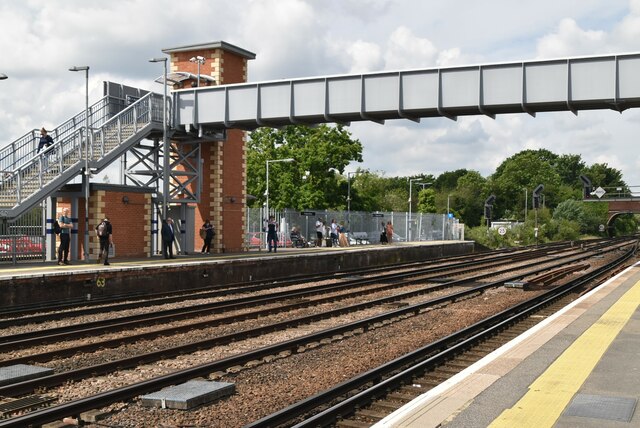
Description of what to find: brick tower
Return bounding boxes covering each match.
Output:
[162,41,256,252]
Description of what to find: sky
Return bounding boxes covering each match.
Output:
[1,0,640,189]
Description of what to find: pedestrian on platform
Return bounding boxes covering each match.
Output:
[330,219,339,247]
[385,220,394,244]
[95,217,113,265]
[380,221,388,244]
[200,219,215,254]
[57,207,72,265]
[266,215,279,252]
[161,217,176,259]
[315,217,324,247]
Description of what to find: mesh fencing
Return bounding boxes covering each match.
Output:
[245,207,464,248]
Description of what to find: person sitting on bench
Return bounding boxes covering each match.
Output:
[290,226,307,248]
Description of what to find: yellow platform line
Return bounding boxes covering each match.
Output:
[489,279,640,428]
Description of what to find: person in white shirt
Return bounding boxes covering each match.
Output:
[330,219,339,247]
[315,218,325,247]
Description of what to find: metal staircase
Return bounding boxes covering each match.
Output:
[0,92,165,220]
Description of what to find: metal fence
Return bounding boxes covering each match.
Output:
[0,205,46,264]
[245,207,464,249]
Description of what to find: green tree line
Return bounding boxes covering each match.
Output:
[246,125,638,245]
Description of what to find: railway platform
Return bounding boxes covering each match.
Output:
[375,261,640,427]
[0,240,474,308]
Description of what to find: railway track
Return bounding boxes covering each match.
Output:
[0,238,635,427]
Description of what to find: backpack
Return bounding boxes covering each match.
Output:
[53,220,62,235]
[97,221,107,237]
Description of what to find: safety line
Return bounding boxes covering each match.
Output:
[489,279,640,427]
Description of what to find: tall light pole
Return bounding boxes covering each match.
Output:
[524,188,528,223]
[265,158,295,222]
[189,56,205,87]
[69,65,90,262]
[408,179,430,241]
[149,57,169,220]
[347,171,363,232]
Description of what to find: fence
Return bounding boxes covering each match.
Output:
[245,207,463,249]
[0,205,46,264]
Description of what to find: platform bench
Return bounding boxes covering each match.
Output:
[351,232,370,245]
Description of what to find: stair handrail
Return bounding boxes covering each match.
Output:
[0,95,127,175]
[0,92,166,215]
[91,92,165,161]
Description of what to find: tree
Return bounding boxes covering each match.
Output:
[491,150,562,219]
[246,125,363,210]
[417,188,436,213]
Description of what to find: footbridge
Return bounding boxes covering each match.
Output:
[173,52,640,132]
[2,50,640,252]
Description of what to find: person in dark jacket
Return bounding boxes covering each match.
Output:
[37,128,54,153]
[161,217,176,259]
[200,219,215,254]
[266,216,278,252]
[95,217,113,265]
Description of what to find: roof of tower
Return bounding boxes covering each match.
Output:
[162,41,256,60]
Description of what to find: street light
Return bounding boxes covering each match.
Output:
[189,56,205,87]
[265,157,295,222]
[69,65,90,262]
[149,57,169,220]
[408,179,431,241]
[347,171,364,232]
[0,74,7,80]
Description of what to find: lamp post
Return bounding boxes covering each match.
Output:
[524,188,528,223]
[265,157,295,224]
[408,179,430,242]
[69,65,90,262]
[149,57,169,220]
[189,56,205,87]
[0,73,7,80]
[347,171,363,232]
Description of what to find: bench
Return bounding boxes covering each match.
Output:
[351,232,369,245]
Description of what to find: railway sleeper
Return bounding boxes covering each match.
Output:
[371,400,404,412]
[389,390,421,401]
[336,418,372,428]
[354,408,387,421]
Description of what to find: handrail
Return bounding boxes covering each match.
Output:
[0,95,127,174]
[0,92,163,214]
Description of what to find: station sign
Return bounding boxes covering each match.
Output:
[372,213,384,217]
[300,211,316,216]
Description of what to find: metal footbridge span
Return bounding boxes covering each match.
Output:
[174,52,640,131]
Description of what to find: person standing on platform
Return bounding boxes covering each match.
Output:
[330,219,339,247]
[161,217,176,259]
[380,221,388,244]
[266,215,279,252]
[200,219,215,254]
[385,220,394,244]
[95,217,113,265]
[315,217,324,247]
[57,207,72,265]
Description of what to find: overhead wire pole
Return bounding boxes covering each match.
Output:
[69,65,90,262]
[149,57,169,221]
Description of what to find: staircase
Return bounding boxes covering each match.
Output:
[0,92,165,220]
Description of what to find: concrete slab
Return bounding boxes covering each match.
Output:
[0,364,54,387]
[141,380,235,410]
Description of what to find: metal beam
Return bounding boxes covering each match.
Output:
[174,53,640,130]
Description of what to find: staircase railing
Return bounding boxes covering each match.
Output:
[0,92,165,217]
[0,95,127,174]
